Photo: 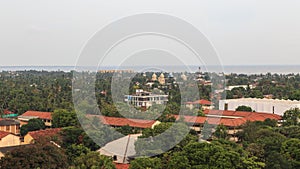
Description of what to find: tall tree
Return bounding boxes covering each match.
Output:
[235,105,253,112]
[52,109,79,128]
[72,151,116,169]
[283,108,300,126]
[0,143,68,169]
[20,118,46,136]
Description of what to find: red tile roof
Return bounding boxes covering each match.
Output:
[174,110,282,127]
[21,111,52,120]
[0,131,10,139]
[186,99,212,105]
[87,115,157,129]
[204,110,281,120]
[3,109,14,115]
[115,163,130,169]
[27,128,61,140]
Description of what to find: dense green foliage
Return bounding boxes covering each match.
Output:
[0,71,73,114]
[52,109,79,127]
[236,105,254,112]
[0,71,299,117]
[225,73,300,100]
[0,143,69,169]
[60,126,100,151]
[282,108,300,126]
[0,71,300,168]
[130,109,300,169]
[72,151,116,169]
[20,118,46,136]
[129,157,162,169]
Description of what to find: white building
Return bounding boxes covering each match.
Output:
[124,89,168,109]
[225,85,254,91]
[98,134,141,164]
[219,98,300,116]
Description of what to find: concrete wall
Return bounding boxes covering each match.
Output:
[219,99,300,116]
[0,125,20,135]
[99,148,128,164]
[23,134,34,144]
[0,134,20,147]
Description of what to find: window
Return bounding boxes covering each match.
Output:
[224,103,228,110]
[6,126,10,131]
[113,155,117,161]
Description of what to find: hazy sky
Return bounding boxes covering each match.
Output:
[1,0,300,66]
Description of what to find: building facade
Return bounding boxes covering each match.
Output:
[124,89,168,109]
[0,119,20,135]
[185,99,213,110]
[18,111,52,127]
[0,131,20,147]
[219,98,300,116]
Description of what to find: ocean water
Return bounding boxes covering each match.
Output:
[0,65,299,74]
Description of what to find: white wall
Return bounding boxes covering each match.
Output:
[219,99,300,116]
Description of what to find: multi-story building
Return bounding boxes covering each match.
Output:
[174,109,282,141]
[18,111,52,127]
[124,89,168,109]
[0,119,20,135]
[219,98,300,116]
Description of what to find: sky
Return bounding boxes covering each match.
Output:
[0,0,300,66]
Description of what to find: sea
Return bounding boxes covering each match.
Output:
[0,65,299,75]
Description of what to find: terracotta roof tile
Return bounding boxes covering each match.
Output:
[27,128,61,140]
[21,111,52,120]
[204,110,282,119]
[186,99,212,105]
[115,163,130,169]
[174,110,282,127]
[87,115,157,129]
[0,131,10,139]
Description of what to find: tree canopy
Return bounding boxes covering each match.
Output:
[235,105,254,112]
[0,143,69,169]
[20,118,46,136]
[52,109,79,128]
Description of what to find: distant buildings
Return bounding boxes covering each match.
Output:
[151,73,157,81]
[180,73,187,81]
[124,89,168,109]
[219,98,300,116]
[98,69,134,73]
[1,110,18,118]
[18,111,53,127]
[150,73,167,85]
[185,99,213,110]
[225,85,254,91]
[158,73,165,85]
